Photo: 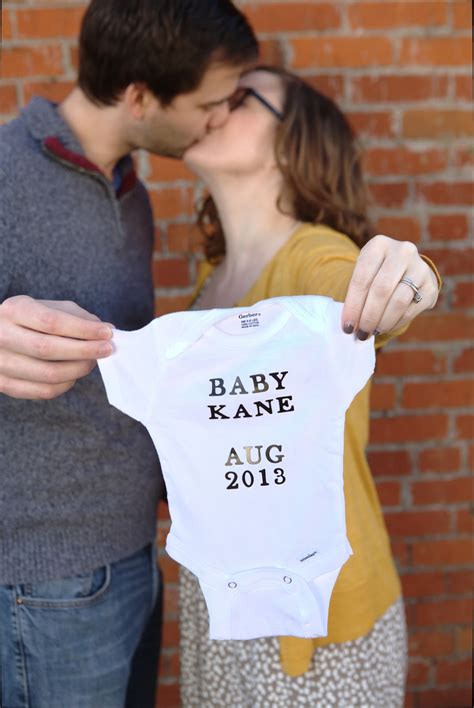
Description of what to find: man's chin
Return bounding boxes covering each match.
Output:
[153,137,203,160]
[150,146,185,160]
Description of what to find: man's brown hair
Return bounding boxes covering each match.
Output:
[78,0,258,106]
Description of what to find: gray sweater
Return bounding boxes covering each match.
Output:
[0,97,165,583]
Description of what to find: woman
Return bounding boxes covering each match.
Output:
[178,66,441,707]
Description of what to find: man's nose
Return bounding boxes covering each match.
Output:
[208,102,230,130]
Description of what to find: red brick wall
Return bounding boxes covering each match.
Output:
[2,2,472,706]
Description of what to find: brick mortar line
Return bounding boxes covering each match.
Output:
[1,35,472,48]
[370,407,472,416]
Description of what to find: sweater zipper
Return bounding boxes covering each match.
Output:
[41,143,126,242]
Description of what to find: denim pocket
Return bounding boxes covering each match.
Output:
[17,564,111,609]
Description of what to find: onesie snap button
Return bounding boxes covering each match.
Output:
[283,576,292,584]
[228,581,237,589]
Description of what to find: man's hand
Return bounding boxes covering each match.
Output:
[341,235,439,339]
[0,296,114,400]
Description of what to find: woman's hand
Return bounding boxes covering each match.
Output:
[341,235,439,340]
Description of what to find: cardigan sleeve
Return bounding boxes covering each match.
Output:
[291,230,411,349]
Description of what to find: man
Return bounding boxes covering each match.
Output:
[0,1,258,706]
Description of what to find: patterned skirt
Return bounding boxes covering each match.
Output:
[179,566,407,707]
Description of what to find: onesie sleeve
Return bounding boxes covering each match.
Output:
[98,322,159,423]
[326,301,376,411]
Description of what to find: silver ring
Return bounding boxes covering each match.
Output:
[400,277,423,303]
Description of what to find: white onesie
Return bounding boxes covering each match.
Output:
[98,296,375,640]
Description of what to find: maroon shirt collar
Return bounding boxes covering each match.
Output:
[42,136,138,198]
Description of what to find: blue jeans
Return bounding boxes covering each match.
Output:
[0,544,162,708]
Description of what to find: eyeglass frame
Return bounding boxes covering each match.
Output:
[228,86,284,122]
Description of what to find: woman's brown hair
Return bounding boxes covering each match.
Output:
[198,66,373,264]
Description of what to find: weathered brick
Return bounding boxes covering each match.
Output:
[376,349,446,377]
[428,214,469,242]
[376,216,421,244]
[156,682,181,707]
[418,446,461,474]
[452,282,474,310]
[3,8,13,40]
[155,294,194,317]
[149,187,194,220]
[399,312,472,343]
[455,509,473,535]
[158,648,180,679]
[409,629,454,657]
[291,37,393,69]
[402,380,474,409]
[453,146,474,168]
[2,45,64,79]
[413,539,473,567]
[161,619,180,648]
[166,223,202,254]
[436,658,472,685]
[385,510,451,537]
[374,480,401,506]
[368,182,408,208]
[453,1,472,31]
[16,7,85,39]
[370,382,396,410]
[453,348,474,373]
[454,626,472,653]
[367,449,411,477]
[351,74,448,103]
[163,583,179,616]
[365,147,447,176]
[23,80,75,104]
[403,110,474,139]
[371,414,448,444]
[456,414,473,439]
[305,74,344,101]
[414,598,472,626]
[245,3,341,32]
[417,688,473,708]
[445,569,474,595]
[148,156,195,183]
[258,38,287,65]
[349,2,447,29]
[454,75,472,101]
[160,554,180,583]
[407,659,430,687]
[412,477,473,505]
[421,248,474,278]
[400,38,471,66]
[348,111,394,137]
[153,257,190,288]
[0,85,18,114]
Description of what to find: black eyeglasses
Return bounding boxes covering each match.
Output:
[228,86,284,122]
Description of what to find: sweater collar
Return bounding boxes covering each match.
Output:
[22,96,137,197]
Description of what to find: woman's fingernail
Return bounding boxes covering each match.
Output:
[357,330,369,341]
[343,323,354,334]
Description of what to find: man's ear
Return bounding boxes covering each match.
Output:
[123,83,155,120]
